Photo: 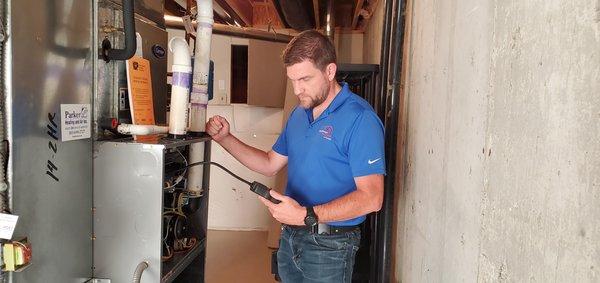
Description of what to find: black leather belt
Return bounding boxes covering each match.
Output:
[285,223,358,235]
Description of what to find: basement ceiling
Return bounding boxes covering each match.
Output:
[165,0,380,32]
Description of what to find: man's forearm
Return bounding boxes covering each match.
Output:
[217,134,278,176]
[313,189,382,223]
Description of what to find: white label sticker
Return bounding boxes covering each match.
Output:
[60,104,91,141]
[135,32,143,57]
[182,15,196,36]
[0,213,18,240]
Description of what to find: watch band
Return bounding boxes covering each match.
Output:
[304,206,318,227]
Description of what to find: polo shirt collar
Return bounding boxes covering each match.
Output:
[304,83,351,123]
[326,82,351,114]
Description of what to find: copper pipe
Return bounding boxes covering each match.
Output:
[325,0,335,42]
[164,15,293,43]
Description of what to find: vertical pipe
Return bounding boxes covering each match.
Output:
[377,0,407,282]
[168,37,192,137]
[325,0,335,42]
[378,0,394,119]
[189,0,213,134]
[187,0,214,195]
[0,0,8,214]
[371,1,394,281]
[4,0,12,217]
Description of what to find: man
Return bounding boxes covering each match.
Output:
[206,30,385,282]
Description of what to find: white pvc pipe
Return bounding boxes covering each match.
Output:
[187,142,205,194]
[189,0,214,133]
[117,124,169,135]
[168,37,192,136]
[186,0,214,194]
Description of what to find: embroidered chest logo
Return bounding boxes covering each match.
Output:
[318,125,333,140]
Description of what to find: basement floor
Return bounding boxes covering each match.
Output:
[205,230,278,283]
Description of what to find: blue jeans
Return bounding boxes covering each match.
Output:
[277,225,361,283]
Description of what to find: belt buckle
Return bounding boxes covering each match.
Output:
[317,223,330,235]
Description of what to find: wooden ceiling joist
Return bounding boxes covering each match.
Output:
[351,0,365,29]
[251,0,284,28]
[215,0,253,26]
[267,0,285,28]
[165,0,186,16]
[313,0,320,29]
[358,0,380,31]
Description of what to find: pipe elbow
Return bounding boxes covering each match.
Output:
[169,37,191,68]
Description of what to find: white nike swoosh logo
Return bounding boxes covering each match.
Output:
[368,158,381,164]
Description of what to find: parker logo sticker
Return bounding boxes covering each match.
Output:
[60,104,91,141]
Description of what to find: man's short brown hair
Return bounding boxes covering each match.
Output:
[282,30,337,70]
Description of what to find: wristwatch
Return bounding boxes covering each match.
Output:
[304,206,318,228]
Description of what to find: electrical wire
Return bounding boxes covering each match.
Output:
[165,148,188,190]
[175,148,188,171]
[162,210,186,218]
[172,161,251,186]
[162,161,251,262]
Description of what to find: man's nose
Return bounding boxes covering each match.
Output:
[293,83,303,96]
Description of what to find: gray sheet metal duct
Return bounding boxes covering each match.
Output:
[273,0,314,31]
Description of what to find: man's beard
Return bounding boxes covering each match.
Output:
[300,85,328,109]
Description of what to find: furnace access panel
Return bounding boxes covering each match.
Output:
[93,136,211,282]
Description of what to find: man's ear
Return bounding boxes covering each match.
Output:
[325,63,337,81]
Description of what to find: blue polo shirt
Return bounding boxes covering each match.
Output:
[272,83,385,226]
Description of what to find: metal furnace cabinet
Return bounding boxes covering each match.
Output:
[93,137,211,282]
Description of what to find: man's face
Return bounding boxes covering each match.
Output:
[286,60,331,109]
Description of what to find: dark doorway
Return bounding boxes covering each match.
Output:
[231,45,248,104]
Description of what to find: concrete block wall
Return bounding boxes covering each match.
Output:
[397,0,600,282]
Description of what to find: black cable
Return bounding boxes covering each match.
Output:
[173,161,252,186]
[170,160,280,204]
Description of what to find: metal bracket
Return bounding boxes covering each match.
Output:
[182,15,196,37]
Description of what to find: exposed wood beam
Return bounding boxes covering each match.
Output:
[165,0,186,17]
[213,2,239,26]
[186,0,195,13]
[213,11,228,24]
[184,0,196,40]
[312,0,320,28]
[317,27,364,34]
[352,0,365,29]
[335,2,354,28]
[215,0,253,26]
[174,0,187,8]
[252,1,284,28]
[267,0,285,28]
[358,0,380,32]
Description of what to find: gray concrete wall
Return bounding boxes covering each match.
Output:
[397,0,600,282]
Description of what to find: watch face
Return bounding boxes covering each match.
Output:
[304,215,317,226]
